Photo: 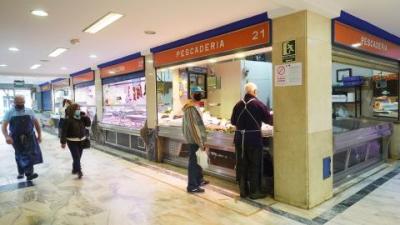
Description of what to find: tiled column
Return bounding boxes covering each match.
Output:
[272,10,333,208]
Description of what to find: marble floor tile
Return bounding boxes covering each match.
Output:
[1,133,399,225]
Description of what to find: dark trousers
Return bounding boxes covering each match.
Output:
[15,155,33,176]
[187,144,204,191]
[67,141,83,173]
[236,145,262,195]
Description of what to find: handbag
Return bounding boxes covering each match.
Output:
[81,138,91,149]
[80,125,91,149]
[196,148,209,169]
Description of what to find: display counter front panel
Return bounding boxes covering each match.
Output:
[98,123,146,156]
[158,125,272,179]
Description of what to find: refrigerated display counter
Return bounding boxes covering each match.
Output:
[333,118,392,185]
[158,123,273,180]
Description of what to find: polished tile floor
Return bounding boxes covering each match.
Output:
[0,133,399,225]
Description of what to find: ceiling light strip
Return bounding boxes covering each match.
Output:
[84,12,123,34]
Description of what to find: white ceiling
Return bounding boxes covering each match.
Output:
[0,0,398,85]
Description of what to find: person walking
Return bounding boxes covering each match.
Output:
[182,86,209,193]
[60,103,91,179]
[1,95,43,180]
[58,99,71,138]
[230,83,272,199]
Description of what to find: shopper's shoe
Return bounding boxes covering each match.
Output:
[71,170,78,175]
[17,174,24,179]
[187,187,205,193]
[200,180,210,186]
[26,173,38,181]
[249,192,267,200]
[77,171,83,179]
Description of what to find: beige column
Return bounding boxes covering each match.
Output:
[272,10,333,208]
[70,78,75,103]
[145,54,157,129]
[94,69,103,121]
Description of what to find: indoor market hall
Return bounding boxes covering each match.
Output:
[0,1,400,225]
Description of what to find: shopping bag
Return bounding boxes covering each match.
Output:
[196,148,209,169]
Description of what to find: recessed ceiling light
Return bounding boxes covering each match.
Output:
[8,47,19,52]
[144,30,156,35]
[61,67,67,70]
[48,48,67,57]
[351,43,362,48]
[89,54,97,59]
[30,64,41,70]
[31,9,48,17]
[109,71,115,74]
[0,64,8,67]
[83,12,123,34]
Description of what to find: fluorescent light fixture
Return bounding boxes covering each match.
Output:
[0,64,7,67]
[31,9,48,17]
[351,43,362,48]
[109,71,115,74]
[30,64,41,70]
[9,47,19,52]
[89,54,97,59]
[61,67,67,70]
[48,48,67,57]
[84,12,123,34]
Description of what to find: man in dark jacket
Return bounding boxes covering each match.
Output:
[231,83,272,199]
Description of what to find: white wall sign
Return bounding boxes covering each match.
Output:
[274,62,302,86]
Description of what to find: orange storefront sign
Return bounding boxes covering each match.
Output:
[72,71,94,85]
[52,78,70,89]
[100,57,144,78]
[154,21,271,67]
[334,21,400,60]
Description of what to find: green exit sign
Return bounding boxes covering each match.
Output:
[14,80,25,87]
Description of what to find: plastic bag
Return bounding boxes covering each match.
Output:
[196,148,209,169]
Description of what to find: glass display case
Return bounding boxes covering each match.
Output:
[74,85,96,121]
[371,74,399,119]
[156,56,274,179]
[102,77,146,129]
[53,88,72,116]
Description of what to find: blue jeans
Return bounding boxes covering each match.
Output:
[187,144,204,191]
